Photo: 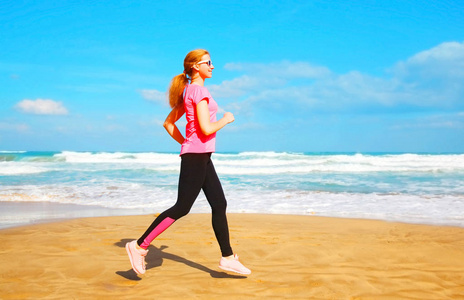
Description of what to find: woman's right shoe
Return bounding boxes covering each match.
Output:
[126,240,148,275]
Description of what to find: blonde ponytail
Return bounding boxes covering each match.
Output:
[168,73,189,108]
[168,49,210,108]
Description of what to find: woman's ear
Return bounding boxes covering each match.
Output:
[191,63,200,72]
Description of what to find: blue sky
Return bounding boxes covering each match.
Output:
[1,1,463,153]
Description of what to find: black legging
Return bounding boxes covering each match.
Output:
[137,153,233,257]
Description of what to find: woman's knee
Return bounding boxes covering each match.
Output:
[167,203,192,219]
[211,199,227,213]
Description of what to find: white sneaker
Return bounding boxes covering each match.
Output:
[219,254,251,275]
[126,240,148,275]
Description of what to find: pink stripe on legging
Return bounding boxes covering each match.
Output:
[140,217,175,249]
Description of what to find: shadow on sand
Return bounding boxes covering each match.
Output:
[115,239,247,280]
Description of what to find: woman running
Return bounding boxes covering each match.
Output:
[126,49,251,276]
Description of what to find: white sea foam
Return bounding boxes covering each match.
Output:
[214,153,464,174]
[15,151,459,175]
[1,151,463,227]
[0,162,48,175]
[54,151,180,164]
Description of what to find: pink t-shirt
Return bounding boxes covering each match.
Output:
[180,84,218,155]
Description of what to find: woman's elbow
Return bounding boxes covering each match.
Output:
[163,121,172,130]
[201,128,214,136]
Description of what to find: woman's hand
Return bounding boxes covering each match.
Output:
[223,112,235,124]
[163,104,186,144]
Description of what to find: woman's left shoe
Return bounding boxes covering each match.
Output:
[218,254,251,275]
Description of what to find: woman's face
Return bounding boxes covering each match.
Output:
[196,54,214,79]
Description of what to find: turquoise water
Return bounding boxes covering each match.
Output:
[1,151,464,227]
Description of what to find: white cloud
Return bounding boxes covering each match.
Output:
[394,41,464,78]
[15,99,68,115]
[388,41,464,108]
[139,89,167,105]
[208,75,265,98]
[408,41,464,64]
[209,61,329,100]
[216,41,464,115]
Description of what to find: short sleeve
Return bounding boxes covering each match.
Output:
[191,85,210,105]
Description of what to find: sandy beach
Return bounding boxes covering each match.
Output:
[1,213,463,299]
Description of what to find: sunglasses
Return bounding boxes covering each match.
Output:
[197,60,213,67]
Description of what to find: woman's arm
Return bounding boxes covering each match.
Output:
[163,104,186,145]
[196,99,234,136]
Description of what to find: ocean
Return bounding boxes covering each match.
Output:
[1,151,463,228]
